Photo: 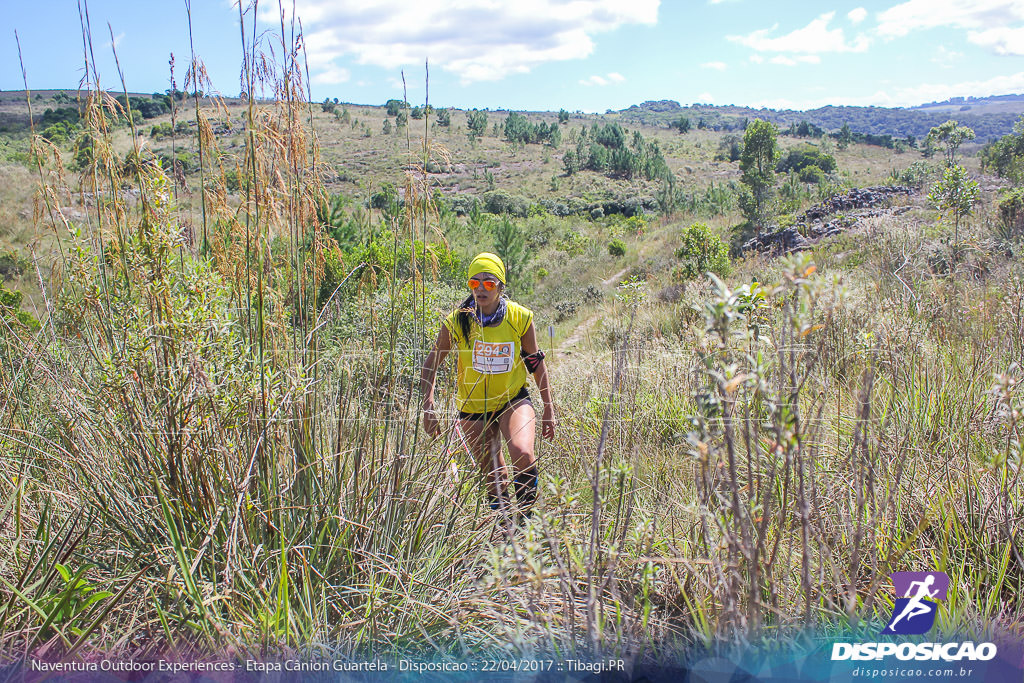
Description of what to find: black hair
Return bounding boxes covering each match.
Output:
[455,294,475,344]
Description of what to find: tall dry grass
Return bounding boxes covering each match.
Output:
[1,0,1023,669]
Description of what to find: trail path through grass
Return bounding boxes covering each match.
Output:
[555,264,630,357]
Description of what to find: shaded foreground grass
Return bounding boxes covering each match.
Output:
[2,5,1024,668]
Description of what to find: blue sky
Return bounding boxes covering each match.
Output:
[5,1,1024,112]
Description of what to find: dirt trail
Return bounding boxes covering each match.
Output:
[601,265,630,287]
[555,265,630,357]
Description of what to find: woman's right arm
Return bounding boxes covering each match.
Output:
[420,325,453,437]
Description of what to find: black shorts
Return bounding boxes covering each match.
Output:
[458,386,531,422]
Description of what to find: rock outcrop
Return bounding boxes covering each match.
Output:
[742,185,914,255]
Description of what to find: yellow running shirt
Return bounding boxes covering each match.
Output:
[443,300,533,414]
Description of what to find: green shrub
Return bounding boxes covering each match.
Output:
[41,121,76,145]
[798,165,827,184]
[608,239,626,257]
[385,99,406,116]
[776,145,837,174]
[482,190,530,217]
[888,161,935,189]
[674,222,730,281]
[0,281,40,333]
[72,133,95,171]
[0,249,29,280]
[224,168,249,193]
[996,188,1024,241]
[319,238,462,307]
[492,216,530,286]
[318,248,347,306]
[150,122,174,138]
[466,109,488,140]
[556,230,588,256]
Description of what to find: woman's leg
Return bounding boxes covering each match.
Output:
[459,417,508,509]
[499,399,539,515]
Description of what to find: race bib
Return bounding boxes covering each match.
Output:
[472,340,514,374]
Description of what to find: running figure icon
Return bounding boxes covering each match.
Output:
[883,571,948,635]
[886,575,938,631]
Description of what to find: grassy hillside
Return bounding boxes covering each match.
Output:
[1,47,1022,671]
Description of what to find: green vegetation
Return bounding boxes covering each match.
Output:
[492,215,530,287]
[567,122,669,181]
[0,280,39,334]
[115,94,171,120]
[996,187,1024,241]
[0,249,29,280]
[2,28,1021,669]
[739,119,780,234]
[503,111,560,147]
[669,115,691,133]
[783,119,825,138]
[673,222,730,281]
[887,160,936,188]
[925,120,976,166]
[837,122,853,149]
[981,115,1024,184]
[466,108,488,140]
[776,144,837,177]
[928,164,980,242]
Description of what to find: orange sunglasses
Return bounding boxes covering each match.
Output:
[467,278,498,291]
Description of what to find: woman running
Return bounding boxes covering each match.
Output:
[420,252,555,519]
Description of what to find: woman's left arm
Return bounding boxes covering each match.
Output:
[521,322,555,440]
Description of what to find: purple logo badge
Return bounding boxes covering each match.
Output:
[882,572,948,635]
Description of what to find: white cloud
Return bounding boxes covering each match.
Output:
[875,1,1024,56]
[267,0,659,84]
[770,55,821,66]
[847,7,867,24]
[580,71,625,86]
[749,54,764,63]
[968,25,1024,54]
[728,11,870,53]
[752,70,1024,109]
[312,66,351,85]
[696,92,714,102]
[106,32,125,49]
[852,70,1024,107]
[876,0,1024,44]
[701,61,727,70]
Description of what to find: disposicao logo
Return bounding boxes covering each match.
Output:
[883,571,948,635]
[831,571,998,663]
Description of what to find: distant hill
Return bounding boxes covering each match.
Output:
[3,88,1022,143]
[617,96,1024,141]
[910,93,1024,114]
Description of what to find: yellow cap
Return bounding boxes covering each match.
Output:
[468,252,506,284]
